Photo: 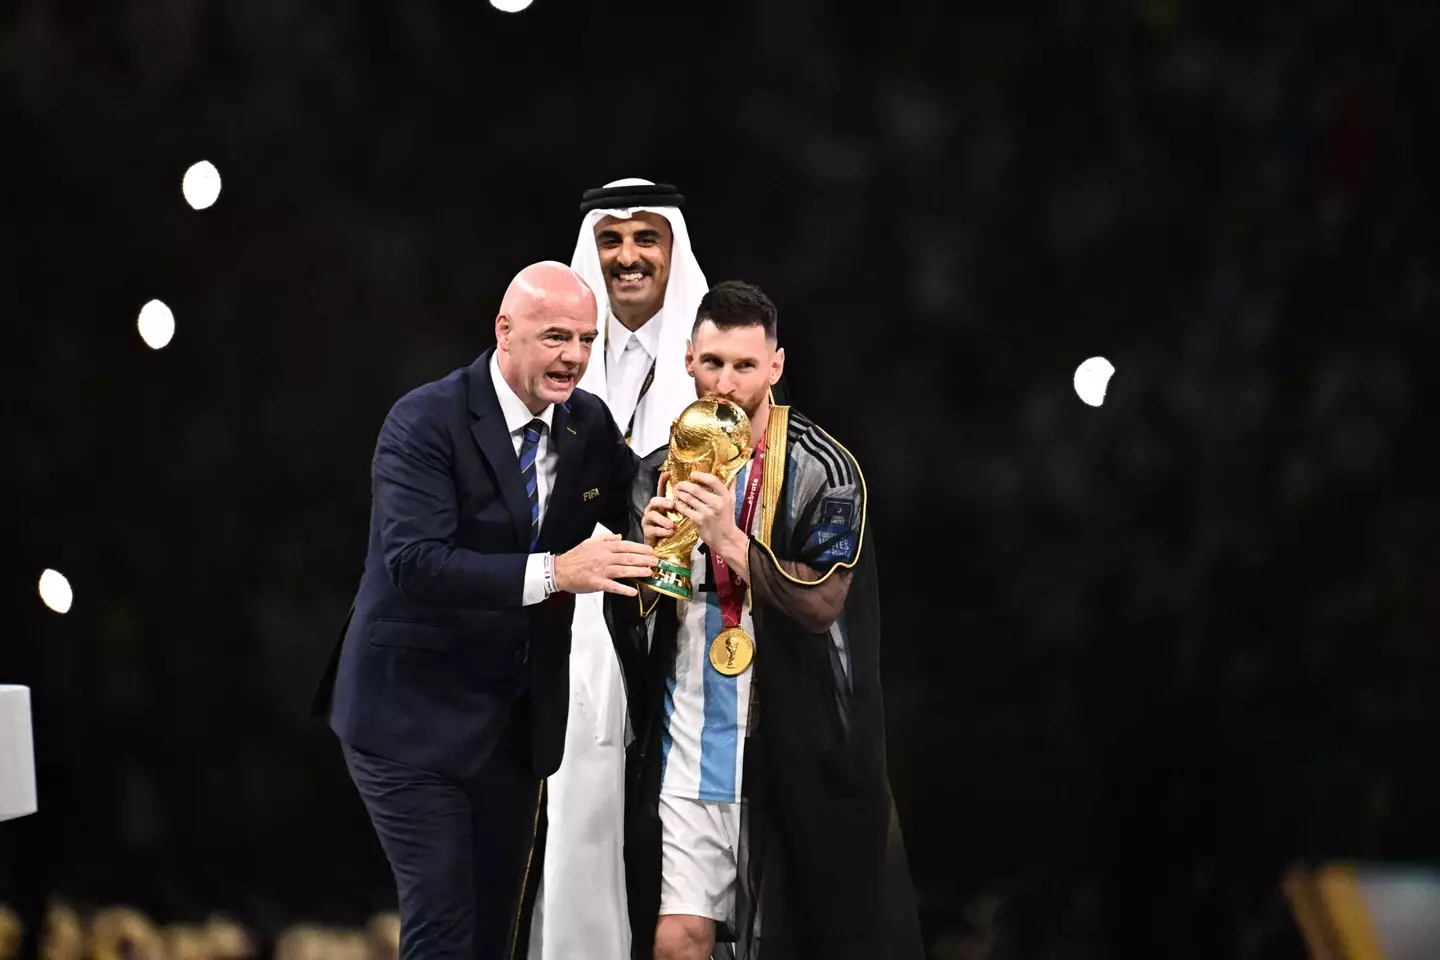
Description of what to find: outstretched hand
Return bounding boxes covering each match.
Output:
[554,534,656,597]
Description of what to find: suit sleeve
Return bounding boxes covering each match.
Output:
[374,393,527,608]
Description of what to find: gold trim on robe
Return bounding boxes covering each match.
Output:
[751,408,868,587]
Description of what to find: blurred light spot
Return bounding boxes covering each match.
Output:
[182,160,221,210]
[1074,356,1115,407]
[39,569,72,614]
[490,0,534,10]
[137,300,175,349]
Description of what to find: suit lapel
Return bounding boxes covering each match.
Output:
[467,351,532,550]
[541,401,586,550]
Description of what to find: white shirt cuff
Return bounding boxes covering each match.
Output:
[523,553,551,606]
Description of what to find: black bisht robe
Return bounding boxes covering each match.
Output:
[606,405,925,959]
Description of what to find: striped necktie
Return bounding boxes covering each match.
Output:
[519,418,544,549]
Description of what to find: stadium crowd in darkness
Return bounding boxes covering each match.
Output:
[0,903,397,960]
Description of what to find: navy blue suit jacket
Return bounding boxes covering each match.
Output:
[311,347,638,780]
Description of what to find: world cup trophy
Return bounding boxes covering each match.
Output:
[640,397,752,601]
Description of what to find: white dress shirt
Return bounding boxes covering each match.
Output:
[606,310,662,438]
[489,353,558,606]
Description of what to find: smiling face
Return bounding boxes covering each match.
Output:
[593,211,673,329]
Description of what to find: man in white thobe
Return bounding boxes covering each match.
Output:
[528,178,709,960]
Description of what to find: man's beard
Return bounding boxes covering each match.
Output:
[698,388,764,422]
[726,391,764,422]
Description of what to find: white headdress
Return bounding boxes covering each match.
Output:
[570,177,708,456]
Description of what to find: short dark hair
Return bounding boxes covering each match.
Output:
[692,281,778,344]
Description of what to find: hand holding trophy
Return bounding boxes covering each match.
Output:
[640,397,752,602]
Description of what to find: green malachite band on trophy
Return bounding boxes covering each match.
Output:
[642,558,694,601]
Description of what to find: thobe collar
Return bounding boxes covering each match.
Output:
[607,309,663,367]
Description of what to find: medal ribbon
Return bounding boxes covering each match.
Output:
[711,434,766,630]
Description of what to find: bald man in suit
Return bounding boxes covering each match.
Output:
[312,263,657,959]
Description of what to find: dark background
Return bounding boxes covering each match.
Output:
[5,1,1440,957]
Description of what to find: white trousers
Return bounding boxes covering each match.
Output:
[528,585,632,959]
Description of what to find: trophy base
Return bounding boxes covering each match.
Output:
[641,560,692,602]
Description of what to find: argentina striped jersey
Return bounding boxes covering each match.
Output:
[657,460,760,804]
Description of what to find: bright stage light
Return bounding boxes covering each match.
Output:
[182,160,222,210]
[1073,356,1115,407]
[490,0,534,11]
[38,569,72,614]
[137,299,175,350]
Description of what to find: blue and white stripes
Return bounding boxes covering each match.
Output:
[519,418,543,549]
[659,462,755,804]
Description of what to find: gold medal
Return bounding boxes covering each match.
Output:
[708,626,754,676]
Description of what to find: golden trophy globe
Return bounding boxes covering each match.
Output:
[640,397,752,601]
